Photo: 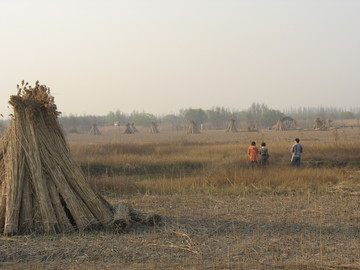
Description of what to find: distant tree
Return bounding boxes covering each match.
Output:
[182,108,208,124]
[129,111,157,126]
[313,112,327,120]
[59,114,79,130]
[232,110,247,122]
[339,111,355,119]
[259,110,284,127]
[106,110,128,125]
[161,114,182,124]
[206,107,235,129]
[106,111,116,124]
[115,110,128,123]
[245,103,269,126]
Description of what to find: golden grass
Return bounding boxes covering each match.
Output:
[89,167,349,196]
[65,127,360,196]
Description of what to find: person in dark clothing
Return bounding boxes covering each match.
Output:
[291,138,303,167]
[259,142,269,166]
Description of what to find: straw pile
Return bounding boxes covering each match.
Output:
[88,123,101,135]
[187,120,200,134]
[123,123,134,134]
[112,203,161,233]
[149,122,159,134]
[131,122,139,133]
[0,82,161,236]
[226,119,238,133]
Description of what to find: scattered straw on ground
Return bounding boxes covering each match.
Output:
[1,190,359,269]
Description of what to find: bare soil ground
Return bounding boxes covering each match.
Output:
[1,179,359,270]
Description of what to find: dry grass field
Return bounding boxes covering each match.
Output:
[1,124,360,269]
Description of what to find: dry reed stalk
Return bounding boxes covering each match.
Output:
[25,113,61,234]
[3,117,27,235]
[47,180,74,233]
[33,196,44,233]
[18,167,34,234]
[112,203,162,231]
[0,180,7,232]
[112,203,131,232]
[33,111,113,227]
[130,209,162,226]
[48,165,99,230]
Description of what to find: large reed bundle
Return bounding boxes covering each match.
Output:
[0,82,116,236]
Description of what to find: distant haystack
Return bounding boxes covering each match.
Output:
[187,120,201,134]
[313,118,332,130]
[149,122,159,134]
[131,123,139,133]
[226,119,238,133]
[124,123,134,134]
[88,123,101,135]
[272,117,297,131]
[247,125,258,132]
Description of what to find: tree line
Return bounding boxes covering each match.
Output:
[54,103,360,132]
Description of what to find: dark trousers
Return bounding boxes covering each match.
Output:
[291,156,301,167]
[249,161,257,169]
[260,156,269,166]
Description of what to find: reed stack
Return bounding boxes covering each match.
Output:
[0,82,160,236]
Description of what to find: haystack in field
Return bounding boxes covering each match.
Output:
[247,125,258,132]
[131,122,139,133]
[0,81,160,236]
[88,123,101,135]
[272,117,297,131]
[187,120,200,134]
[149,122,159,134]
[123,123,134,134]
[226,119,238,133]
[313,118,332,130]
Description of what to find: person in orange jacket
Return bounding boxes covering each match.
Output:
[248,141,259,169]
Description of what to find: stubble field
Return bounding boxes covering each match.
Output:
[1,124,359,269]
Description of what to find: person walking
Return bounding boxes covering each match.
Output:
[291,138,303,167]
[259,142,269,166]
[248,141,259,169]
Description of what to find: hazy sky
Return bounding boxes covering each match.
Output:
[1,0,359,117]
